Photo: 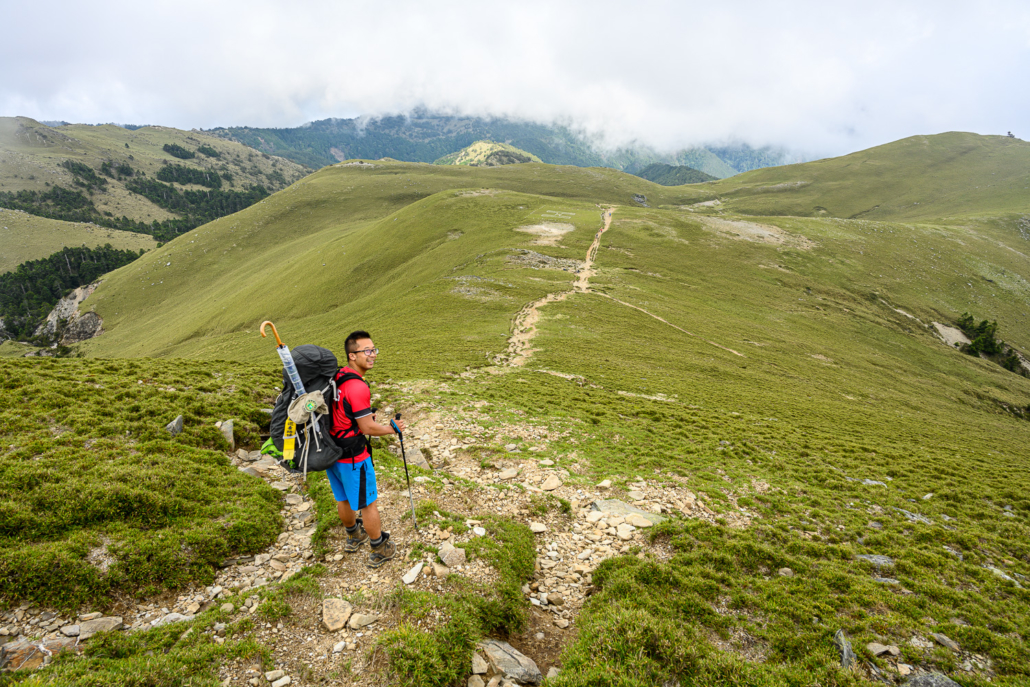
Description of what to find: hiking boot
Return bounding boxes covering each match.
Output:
[344,518,369,553]
[366,532,396,568]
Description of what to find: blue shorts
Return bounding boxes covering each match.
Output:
[324,458,378,510]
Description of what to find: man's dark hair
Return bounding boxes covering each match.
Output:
[345,330,372,357]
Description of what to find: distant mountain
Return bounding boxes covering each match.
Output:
[0,117,307,243]
[207,111,794,178]
[434,140,542,166]
[634,162,717,185]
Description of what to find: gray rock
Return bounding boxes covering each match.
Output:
[431,562,451,579]
[856,554,894,570]
[874,577,900,585]
[402,562,424,585]
[322,599,352,632]
[479,639,543,685]
[833,629,856,667]
[79,616,123,639]
[778,568,794,577]
[893,507,933,525]
[541,475,563,491]
[626,490,645,501]
[348,613,377,630]
[591,499,666,524]
[439,541,467,568]
[150,613,191,628]
[61,311,103,344]
[76,617,122,638]
[498,468,519,480]
[902,674,962,687]
[271,677,291,687]
[472,651,488,674]
[468,677,485,687]
[220,603,235,614]
[60,625,80,637]
[985,565,1022,588]
[547,667,561,679]
[862,479,888,487]
[165,415,184,436]
[931,633,960,652]
[265,670,285,681]
[220,420,234,450]
[867,642,898,656]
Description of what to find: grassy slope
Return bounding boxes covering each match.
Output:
[0,116,309,226]
[706,132,1030,221]
[0,208,155,273]
[14,136,1030,683]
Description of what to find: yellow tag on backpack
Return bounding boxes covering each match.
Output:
[284,418,298,463]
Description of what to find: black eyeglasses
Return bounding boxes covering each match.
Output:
[353,347,379,356]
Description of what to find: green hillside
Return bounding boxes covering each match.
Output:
[0,117,309,242]
[0,207,155,273]
[634,162,718,185]
[208,112,789,178]
[709,132,1030,221]
[9,135,1030,684]
[434,140,542,166]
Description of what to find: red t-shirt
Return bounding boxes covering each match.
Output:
[333,367,372,463]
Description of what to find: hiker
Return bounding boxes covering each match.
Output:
[326,330,405,568]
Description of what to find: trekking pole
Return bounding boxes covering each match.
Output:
[390,413,419,532]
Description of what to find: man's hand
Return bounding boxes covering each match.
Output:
[391,418,406,434]
[356,414,405,437]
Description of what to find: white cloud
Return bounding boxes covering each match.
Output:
[1,0,1028,157]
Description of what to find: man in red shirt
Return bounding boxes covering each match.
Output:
[326,330,405,568]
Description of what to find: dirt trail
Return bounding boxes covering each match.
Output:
[502,207,742,364]
[503,208,613,366]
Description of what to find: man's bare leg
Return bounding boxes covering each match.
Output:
[336,500,382,540]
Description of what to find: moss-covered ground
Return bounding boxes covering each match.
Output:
[0,357,282,609]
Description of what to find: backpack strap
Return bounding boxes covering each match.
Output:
[331,370,373,460]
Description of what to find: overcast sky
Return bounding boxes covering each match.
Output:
[1,0,1028,158]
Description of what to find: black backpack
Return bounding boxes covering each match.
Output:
[269,345,343,472]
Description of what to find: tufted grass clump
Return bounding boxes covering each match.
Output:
[0,357,283,610]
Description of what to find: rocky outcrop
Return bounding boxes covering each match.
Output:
[33,282,104,344]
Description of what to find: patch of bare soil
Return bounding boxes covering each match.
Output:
[514,223,576,246]
[700,217,816,250]
[933,322,970,348]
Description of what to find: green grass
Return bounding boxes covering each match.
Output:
[0,210,155,273]
[4,138,1030,683]
[0,357,283,609]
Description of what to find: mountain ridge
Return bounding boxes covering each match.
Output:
[206,112,793,178]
